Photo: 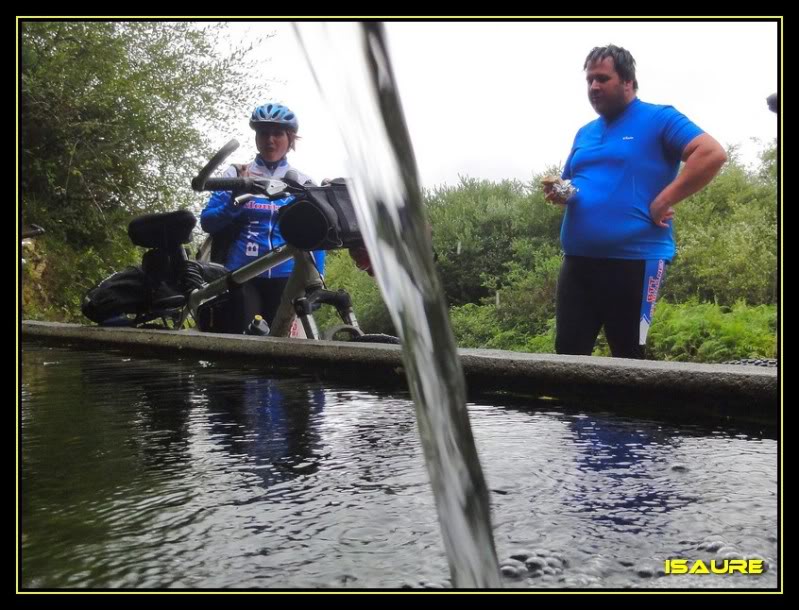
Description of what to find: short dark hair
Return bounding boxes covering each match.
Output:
[584,45,638,91]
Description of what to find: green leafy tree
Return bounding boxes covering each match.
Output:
[664,141,778,305]
[20,20,263,319]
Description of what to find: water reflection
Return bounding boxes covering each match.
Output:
[567,416,686,530]
[199,375,327,485]
[20,345,778,590]
[476,402,778,588]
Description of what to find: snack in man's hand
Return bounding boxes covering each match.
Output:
[540,175,578,203]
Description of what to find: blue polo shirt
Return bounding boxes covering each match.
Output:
[561,98,703,260]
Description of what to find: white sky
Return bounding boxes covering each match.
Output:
[219,20,780,189]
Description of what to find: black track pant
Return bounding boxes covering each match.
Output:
[555,256,666,359]
[199,277,290,335]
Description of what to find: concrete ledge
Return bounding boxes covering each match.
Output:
[21,321,779,426]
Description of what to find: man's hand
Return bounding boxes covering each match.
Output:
[648,133,727,228]
[649,198,675,228]
[540,176,575,206]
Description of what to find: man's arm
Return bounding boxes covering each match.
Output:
[649,133,728,228]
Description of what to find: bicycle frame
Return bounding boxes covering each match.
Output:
[180,244,359,339]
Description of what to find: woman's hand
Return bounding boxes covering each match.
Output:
[348,246,373,276]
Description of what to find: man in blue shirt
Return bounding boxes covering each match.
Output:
[544,45,727,359]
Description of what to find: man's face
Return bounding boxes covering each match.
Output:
[585,57,634,119]
[255,125,290,162]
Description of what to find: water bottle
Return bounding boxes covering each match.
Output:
[245,315,270,336]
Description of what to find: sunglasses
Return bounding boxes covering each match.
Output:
[255,127,288,138]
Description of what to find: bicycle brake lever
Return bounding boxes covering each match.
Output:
[262,179,290,197]
[233,179,304,207]
[233,193,255,207]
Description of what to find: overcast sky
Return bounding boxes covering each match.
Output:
[219,20,780,189]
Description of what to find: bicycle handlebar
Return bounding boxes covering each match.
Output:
[203,177,261,192]
[191,139,241,191]
[192,140,307,205]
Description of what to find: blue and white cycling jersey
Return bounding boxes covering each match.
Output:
[200,157,325,278]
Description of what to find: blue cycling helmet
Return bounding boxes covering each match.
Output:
[249,102,299,133]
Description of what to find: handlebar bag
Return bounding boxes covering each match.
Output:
[276,182,363,251]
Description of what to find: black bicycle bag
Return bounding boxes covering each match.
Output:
[276,180,363,251]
